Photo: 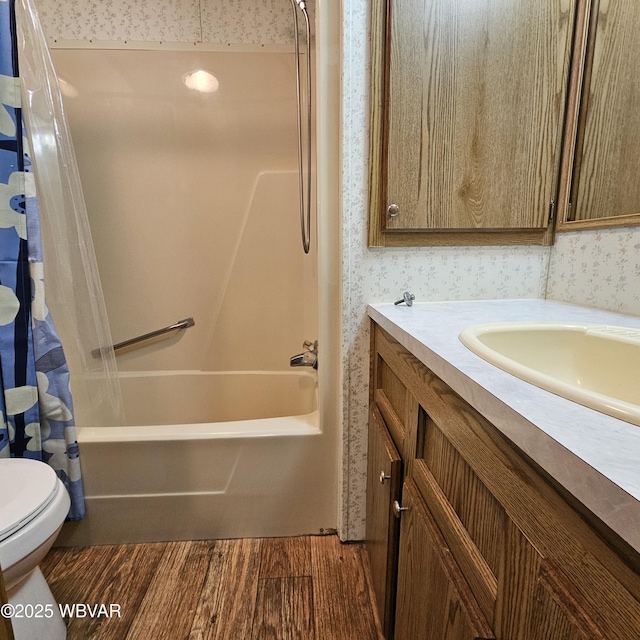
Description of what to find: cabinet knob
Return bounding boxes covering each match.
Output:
[393,500,409,519]
[387,203,400,218]
[379,470,391,484]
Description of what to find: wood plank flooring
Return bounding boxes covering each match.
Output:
[41,536,383,640]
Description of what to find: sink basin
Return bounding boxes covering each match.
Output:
[459,322,640,426]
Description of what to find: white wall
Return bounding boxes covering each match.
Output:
[39,0,321,379]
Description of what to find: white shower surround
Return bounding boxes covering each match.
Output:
[55,369,333,545]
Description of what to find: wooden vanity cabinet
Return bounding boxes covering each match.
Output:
[366,328,411,638]
[366,321,640,640]
[366,404,402,639]
[394,478,494,640]
[497,520,605,640]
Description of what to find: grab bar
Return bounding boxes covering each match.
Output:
[92,317,195,358]
[290,0,312,254]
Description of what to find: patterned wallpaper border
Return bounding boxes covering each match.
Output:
[35,0,313,44]
[546,227,640,316]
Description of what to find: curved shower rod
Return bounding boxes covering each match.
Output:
[290,0,312,254]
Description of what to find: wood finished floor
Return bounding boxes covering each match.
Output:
[41,535,383,640]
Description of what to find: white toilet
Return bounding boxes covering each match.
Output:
[0,459,70,640]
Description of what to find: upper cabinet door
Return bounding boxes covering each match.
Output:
[569,2,640,223]
[371,0,576,244]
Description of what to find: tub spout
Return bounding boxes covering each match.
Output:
[290,340,318,369]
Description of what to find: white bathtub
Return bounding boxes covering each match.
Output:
[57,370,337,546]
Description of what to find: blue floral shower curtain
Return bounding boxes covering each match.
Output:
[0,0,84,519]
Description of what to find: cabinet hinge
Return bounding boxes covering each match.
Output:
[548,199,556,224]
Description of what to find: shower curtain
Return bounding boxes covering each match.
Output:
[0,0,84,519]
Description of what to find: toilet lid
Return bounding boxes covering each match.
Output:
[0,459,59,542]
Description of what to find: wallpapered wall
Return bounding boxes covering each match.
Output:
[36,0,305,44]
[35,0,640,540]
[340,0,553,539]
[341,0,640,538]
[547,228,640,316]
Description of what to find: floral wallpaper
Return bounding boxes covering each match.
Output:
[202,0,311,45]
[34,0,309,44]
[35,0,201,42]
[546,227,640,316]
[339,0,556,540]
[340,1,640,540]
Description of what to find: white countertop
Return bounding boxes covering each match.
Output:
[368,299,640,553]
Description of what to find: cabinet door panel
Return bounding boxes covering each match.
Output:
[497,519,605,640]
[572,2,640,221]
[375,351,409,452]
[387,0,575,231]
[394,479,494,640]
[366,404,402,639]
[416,408,504,580]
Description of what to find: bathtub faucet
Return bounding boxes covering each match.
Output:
[290,340,318,369]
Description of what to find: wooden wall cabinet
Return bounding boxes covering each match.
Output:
[366,321,640,639]
[557,1,640,230]
[369,0,576,246]
[371,1,640,242]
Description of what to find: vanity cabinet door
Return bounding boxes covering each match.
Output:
[496,520,606,640]
[366,404,402,639]
[394,479,494,640]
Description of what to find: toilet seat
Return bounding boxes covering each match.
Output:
[0,459,59,542]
